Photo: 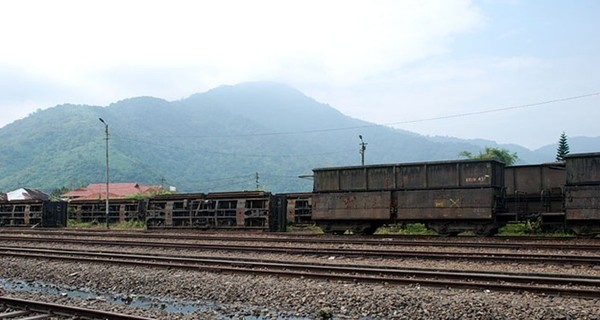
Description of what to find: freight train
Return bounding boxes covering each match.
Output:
[311,152,600,236]
[1,152,599,236]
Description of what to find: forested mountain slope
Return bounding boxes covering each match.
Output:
[1,82,598,193]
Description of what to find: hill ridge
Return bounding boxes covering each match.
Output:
[0,81,599,193]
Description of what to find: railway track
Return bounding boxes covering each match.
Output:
[0,246,599,299]
[0,296,153,319]
[0,235,599,265]
[2,229,599,251]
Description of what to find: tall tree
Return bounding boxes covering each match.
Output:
[556,131,570,161]
[458,147,519,165]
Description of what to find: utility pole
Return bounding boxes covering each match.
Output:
[99,118,110,229]
[255,172,260,191]
[359,135,367,166]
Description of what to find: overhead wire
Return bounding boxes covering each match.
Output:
[117,91,599,139]
[112,135,356,158]
[96,92,599,191]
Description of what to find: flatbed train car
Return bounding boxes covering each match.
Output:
[0,199,67,227]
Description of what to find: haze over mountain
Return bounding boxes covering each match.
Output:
[1,82,598,193]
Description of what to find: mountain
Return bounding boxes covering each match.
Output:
[1,81,599,193]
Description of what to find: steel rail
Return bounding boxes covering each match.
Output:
[0,246,599,299]
[1,235,599,265]
[1,229,598,251]
[0,296,154,320]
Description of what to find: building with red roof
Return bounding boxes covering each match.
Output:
[62,183,162,200]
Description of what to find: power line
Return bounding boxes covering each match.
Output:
[385,92,600,126]
[123,91,599,139]
[106,91,598,160]
[112,135,355,158]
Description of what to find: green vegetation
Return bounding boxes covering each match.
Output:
[497,220,574,237]
[110,219,146,230]
[68,219,146,230]
[458,147,519,165]
[375,223,437,235]
[556,131,570,161]
[287,224,324,234]
[67,219,100,229]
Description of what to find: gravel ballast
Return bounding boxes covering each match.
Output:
[1,256,600,319]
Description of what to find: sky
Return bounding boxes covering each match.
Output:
[1,0,598,150]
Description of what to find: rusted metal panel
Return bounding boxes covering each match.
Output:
[339,168,366,191]
[312,192,391,220]
[0,200,65,227]
[460,161,504,188]
[427,163,459,188]
[313,170,340,192]
[68,199,145,224]
[284,193,312,224]
[366,166,395,190]
[565,152,600,185]
[398,165,427,189]
[315,159,504,192]
[565,185,600,220]
[505,166,541,195]
[399,160,503,190]
[396,188,496,220]
[505,164,566,195]
[543,165,567,192]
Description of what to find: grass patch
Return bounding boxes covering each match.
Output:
[375,223,437,235]
[110,219,146,230]
[67,219,101,229]
[68,219,146,230]
[287,224,324,234]
[497,220,575,237]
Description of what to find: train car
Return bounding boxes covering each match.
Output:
[145,191,287,231]
[312,159,505,235]
[145,193,205,228]
[501,162,566,227]
[283,192,312,225]
[68,198,146,225]
[0,199,67,227]
[564,152,600,235]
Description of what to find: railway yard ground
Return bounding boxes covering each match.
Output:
[1,230,600,319]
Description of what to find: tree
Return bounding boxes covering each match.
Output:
[50,186,70,199]
[556,131,570,161]
[458,147,518,165]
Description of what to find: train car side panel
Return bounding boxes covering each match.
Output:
[426,163,460,188]
[313,170,340,192]
[565,185,600,220]
[565,152,600,185]
[398,165,427,189]
[395,188,496,220]
[460,161,504,188]
[366,166,395,190]
[339,168,366,191]
[312,192,391,220]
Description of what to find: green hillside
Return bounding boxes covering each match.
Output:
[1,82,598,193]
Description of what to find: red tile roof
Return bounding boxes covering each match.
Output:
[62,183,162,200]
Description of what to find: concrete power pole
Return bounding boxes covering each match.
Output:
[99,118,110,229]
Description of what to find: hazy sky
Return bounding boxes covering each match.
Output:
[1,0,598,149]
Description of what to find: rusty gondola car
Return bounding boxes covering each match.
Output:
[312,153,600,235]
[312,159,505,235]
